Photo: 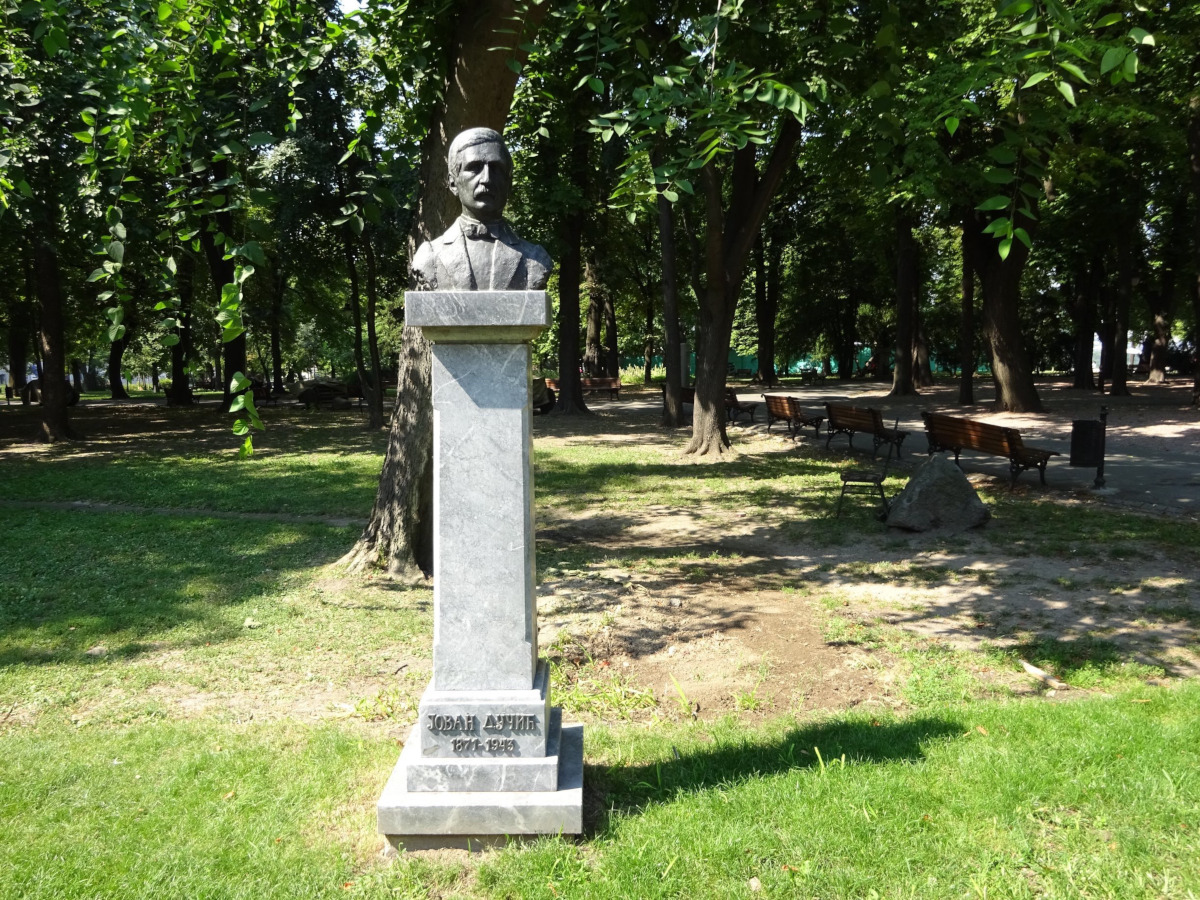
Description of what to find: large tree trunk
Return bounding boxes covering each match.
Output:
[33,239,72,441]
[964,212,1043,412]
[889,208,919,396]
[582,260,602,377]
[642,291,654,385]
[658,176,686,427]
[341,0,549,576]
[168,253,196,406]
[108,331,131,400]
[686,120,802,456]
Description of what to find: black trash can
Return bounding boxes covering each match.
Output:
[1070,420,1104,468]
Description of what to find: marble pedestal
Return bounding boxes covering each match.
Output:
[377,291,582,848]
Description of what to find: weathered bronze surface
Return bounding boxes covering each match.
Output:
[412,128,553,291]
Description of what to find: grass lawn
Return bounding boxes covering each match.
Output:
[1,405,1197,898]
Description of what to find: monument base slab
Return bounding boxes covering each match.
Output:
[377,715,582,843]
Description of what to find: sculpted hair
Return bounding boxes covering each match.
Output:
[447,127,512,178]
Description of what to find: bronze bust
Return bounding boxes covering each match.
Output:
[412,128,553,291]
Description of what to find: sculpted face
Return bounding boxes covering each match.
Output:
[450,140,511,222]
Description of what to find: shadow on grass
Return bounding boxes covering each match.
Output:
[0,507,356,666]
[583,714,963,835]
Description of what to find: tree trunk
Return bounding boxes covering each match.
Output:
[603,280,618,379]
[7,296,30,395]
[344,238,378,423]
[1070,255,1099,390]
[889,208,919,396]
[1192,93,1200,404]
[108,331,130,400]
[582,260,602,377]
[658,175,685,428]
[364,238,385,428]
[642,291,654,385]
[33,239,72,441]
[913,323,933,387]
[753,232,779,385]
[198,197,243,409]
[964,212,1043,412]
[167,252,196,406]
[341,0,549,576]
[1109,231,1134,397]
[686,119,803,456]
[270,265,286,394]
[554,197,589,413]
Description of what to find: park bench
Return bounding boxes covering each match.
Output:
[824,403,909,458]
[544,376,621,399]
[921,411,1060,486]
[763,394,824,438]
[725,389,758,423]
[660,385,695,417]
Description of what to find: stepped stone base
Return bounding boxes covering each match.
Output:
[377,712,582,848]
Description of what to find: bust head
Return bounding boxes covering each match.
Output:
[447,128,513,223]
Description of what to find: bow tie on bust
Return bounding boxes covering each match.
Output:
[460,220,505,241]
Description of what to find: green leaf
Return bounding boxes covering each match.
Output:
[1021,72,1051,89]
[1095,12,1123,26]
[984,168,1016,185]
[998,238,1013,260]
[72,131,94,144]
[652,75,674,89]
[1013,227,1033,249]
[1058,61,1089,83]
[662,189,678,202]
[229,372,252,394]
[635,39,650,59]
[587,76,604,94]
[1129,27,1154,46]
[945,117,959,136]
[238,435,255,458]
[1055,81,1076,106]
[157,2,171,20]
[1100,47,1126,74]
[975,195,1011,211]
[983,217,1011,236]
[229,394,247,412]
[107,324,125,342]
[232,419,251,436]
[87,267,108,283]
[238,241,268,268]
[107,241,125,263]
[161,334,180,348]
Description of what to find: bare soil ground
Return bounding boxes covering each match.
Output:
[530,378,1200,724]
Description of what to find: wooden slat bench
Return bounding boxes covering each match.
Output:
[545,376,621,399]
[824,403,909,458]
[922,411,1060,486]
[725,389,758,423]
[763,394,824,438]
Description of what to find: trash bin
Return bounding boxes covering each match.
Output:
[1070,420,1104,467]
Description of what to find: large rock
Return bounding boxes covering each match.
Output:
[886,455,990,532]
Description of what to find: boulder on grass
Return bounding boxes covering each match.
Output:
[886,455,990,532]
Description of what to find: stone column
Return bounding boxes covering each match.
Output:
[377,291,582,849]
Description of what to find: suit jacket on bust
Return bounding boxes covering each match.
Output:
[412,218,552,291]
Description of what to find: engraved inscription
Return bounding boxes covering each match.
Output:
[483,713,538,732]
[427,714,477,733]
[449,737,517,754]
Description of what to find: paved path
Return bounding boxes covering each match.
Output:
[723,380,1200,521]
